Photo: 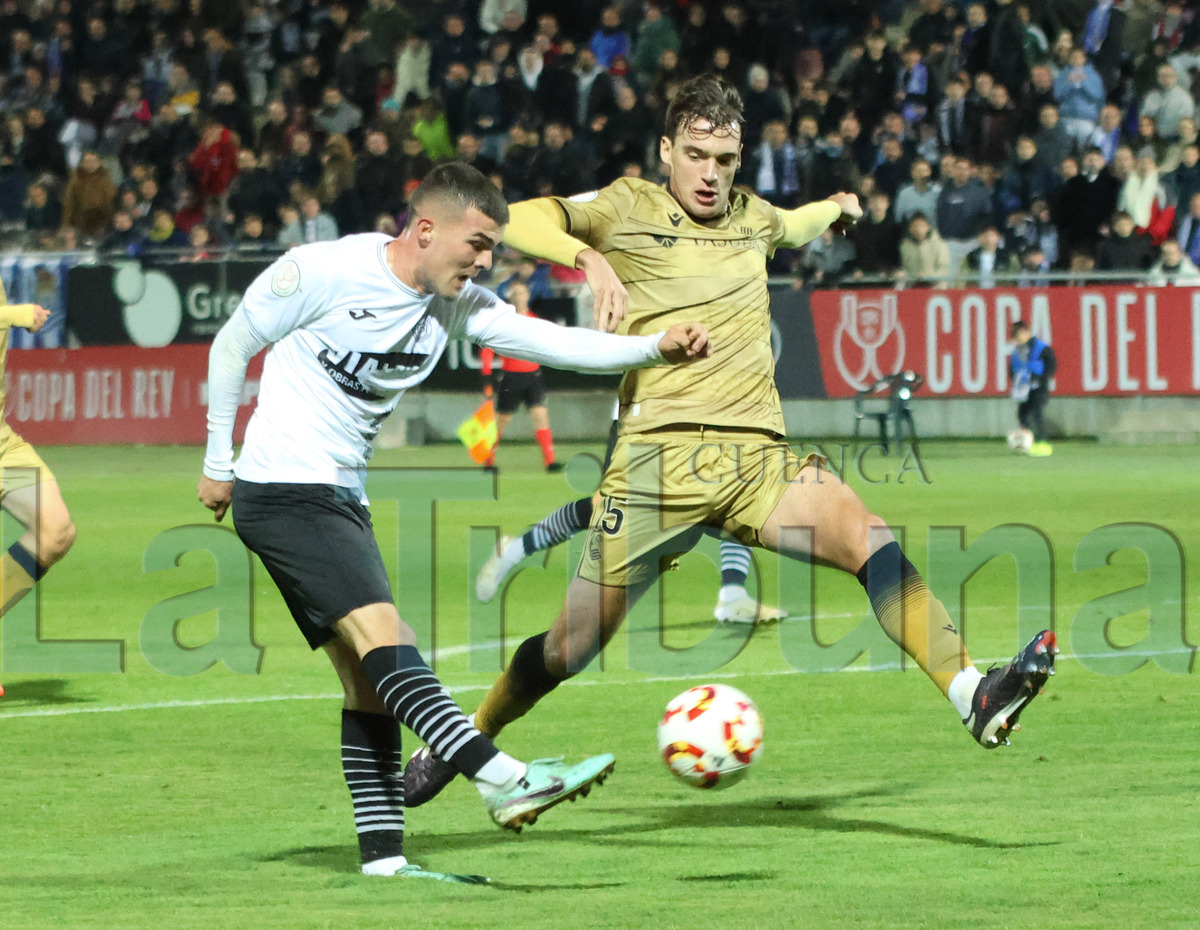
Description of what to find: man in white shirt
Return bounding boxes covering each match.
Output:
[196,162,709,881]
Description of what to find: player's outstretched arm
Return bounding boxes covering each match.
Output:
[777,194,863,248]
[199,309,270,521]
[0,303,47,331]
[467,304,709,374]
[503,199,628,334]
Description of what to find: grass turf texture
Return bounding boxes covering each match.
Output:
[1,440,1197,930]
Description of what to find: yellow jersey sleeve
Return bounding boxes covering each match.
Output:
[550,180,643,250]
[0,281,36,330]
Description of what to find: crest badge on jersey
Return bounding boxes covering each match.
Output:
[271,259,301,297]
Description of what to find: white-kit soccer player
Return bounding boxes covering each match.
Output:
[196,162,709,882]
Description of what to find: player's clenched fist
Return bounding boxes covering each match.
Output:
[657,323,711,362]
[27,305,51,332]
[197,475,233,521]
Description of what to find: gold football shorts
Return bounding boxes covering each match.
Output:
[0,425,54,500]
[577,426,820,586]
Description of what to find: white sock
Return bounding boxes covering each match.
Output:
[500,537,526,567]
[473,751,527,796]
[719,584,748,603]
[948,666,985,719]
[362,854,408,876]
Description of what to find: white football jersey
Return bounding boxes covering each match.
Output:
[207,234,665,501]
[233,234,513,494]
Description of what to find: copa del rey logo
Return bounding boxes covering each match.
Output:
[833,293,906,391]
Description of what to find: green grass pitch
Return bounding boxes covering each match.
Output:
[1,440,1197,929]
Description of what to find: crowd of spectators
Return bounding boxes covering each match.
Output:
[2,0,1200,285]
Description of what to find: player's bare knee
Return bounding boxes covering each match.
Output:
[40,515,76,564]
[831,501,891,572]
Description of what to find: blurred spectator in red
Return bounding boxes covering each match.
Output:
[188,117,239,212]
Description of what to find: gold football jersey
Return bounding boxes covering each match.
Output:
[0,281,36,418]
[553,178,788,436]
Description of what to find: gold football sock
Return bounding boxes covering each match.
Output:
[0,542,43,615]
[856,542,970,697]
[474,632,562,737]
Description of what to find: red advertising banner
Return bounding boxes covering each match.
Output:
[3,345,262,445]
[809,287,1200,397]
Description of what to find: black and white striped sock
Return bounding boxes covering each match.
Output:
[523,497,593,555]
[360,645,500,779]
[719,541,753,590]
[341,709,404,865]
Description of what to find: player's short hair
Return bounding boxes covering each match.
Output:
[408,162,509,228]
[664,74,744,142]
[1010,320,1030,337]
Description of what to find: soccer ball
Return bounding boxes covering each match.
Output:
[656,684,764,790]
[1007,429,1034,454]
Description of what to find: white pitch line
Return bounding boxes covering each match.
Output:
[0,645,1192,721]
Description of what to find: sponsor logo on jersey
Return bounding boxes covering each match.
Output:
[668,213,684,227]
[651,234,677,248]
[348,309,376,320]
[317,347,430,400]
